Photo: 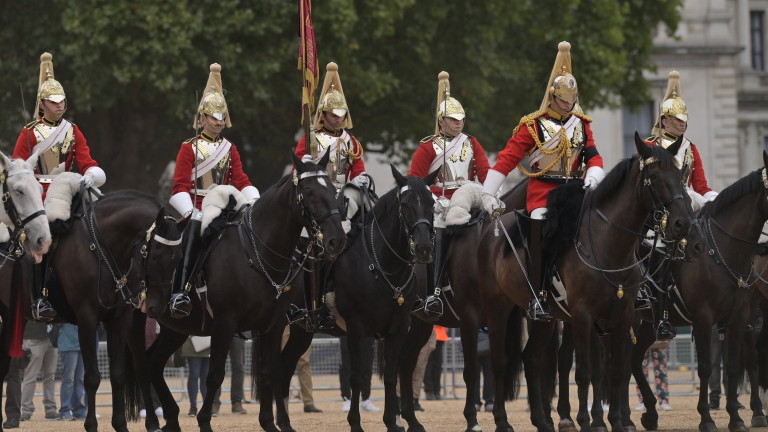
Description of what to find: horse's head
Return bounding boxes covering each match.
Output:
[0,153,51,263]
[291,152,346,260]
[391,165,437,264]
[144,208,186,318]
[634,133,692,242]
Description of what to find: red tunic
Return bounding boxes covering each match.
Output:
[295,129,366,183]
[172,134,252,210]
[14,120,99,193]
[408,135,490,199]
[492,111,603,212]
[646,136,712,196]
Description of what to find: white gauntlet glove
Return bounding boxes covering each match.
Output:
[481,193,505,215]
[351,173,370,188]
[82,166,106,188]
[583,166,605,190]
[80,174,93,188]
[703,191,718,202]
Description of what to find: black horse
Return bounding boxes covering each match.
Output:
[276,166,438,432]
[474,135,692,432]
[630,150,768,432]
[142,153,345,432]
[43,188,183,432]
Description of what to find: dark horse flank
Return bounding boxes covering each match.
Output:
[469,134,693,432]
[41,190,183,432]
[275,165,438,432]
[140,152,345,432]
[631,150,768,432]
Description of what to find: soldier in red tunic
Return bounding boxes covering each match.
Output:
[14,52,106,321]
[293,62,367,330]
[167,63,260,318]
[481,41,605,320]
[408,71,491,319]
[644,71,718,341]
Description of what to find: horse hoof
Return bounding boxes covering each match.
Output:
[640,413,659,431]
[624,426,637,432]
[698,422,719,432]
[558,419,577,432]
[494,426,515,432]
[728,421,747,432]
[160,426,181,432]
[407,425,427,432]
[465,424,484,432]
[591,427,609,432]
[752,416,768,428]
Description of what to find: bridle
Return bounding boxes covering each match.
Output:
[364,183,433,304]
[1,167,46,249]
[133,218,183,308]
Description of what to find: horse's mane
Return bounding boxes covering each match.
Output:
[101,189,162,207]
[372,175,432,219]
[590,145,676,208]
[258,172,292,199]
[699,168,762,218]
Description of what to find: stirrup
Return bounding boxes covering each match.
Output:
[654,320,675,342]
[423,295,443,321]
[169,293,192,318]
[635,285,653,310]
[31,298,56,322]
[286,304,308,325]
[528,298,553,322]
[308,308,337,331]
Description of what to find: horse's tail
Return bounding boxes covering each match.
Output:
[503,307,525,401]
[123,345,141,421]
[377,339,385,381]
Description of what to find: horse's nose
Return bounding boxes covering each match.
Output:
[36,235,51,254]
[672,217,691,239]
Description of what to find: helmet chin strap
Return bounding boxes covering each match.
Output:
[41,100,66,121]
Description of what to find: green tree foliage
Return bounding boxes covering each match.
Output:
[0,0,681,193]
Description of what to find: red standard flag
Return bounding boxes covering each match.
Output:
[299,0,319,114]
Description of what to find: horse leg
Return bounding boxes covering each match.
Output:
[0,335,11,431]
[398,318,432,432]
[486,307,521,432]
[345,327,366,432]
[275,325,313,432]
[571,315,596,432]
[604,321,635,432]
[196,323,238,432]
[128,311,161,432]
[456,318,483,432]
[149,327,187,432]
[78,316,102,432]
[523,320,556,432]
[724,324,747,432]
[104,315,134,432]
[692,323,718,432]
[556,323,577,432]
[632,322,659,431]
[743,320,768,427]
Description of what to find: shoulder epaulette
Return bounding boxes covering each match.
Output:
[645,136,659,143]
[24,120,40,130]
[183,137,196,144]
[571,112,592,123]
[512,110,545,135]
[420,135,436,143]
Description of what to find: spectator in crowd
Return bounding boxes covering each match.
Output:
[20,322,57,421]
[4,353,29,428]
[213,336,248,415]
[424,326,448,400]
[282,326,322,413]
[338,335,379,413]
[474,330,494,412]
[397,329,436,412]
[183,336,211,417]
[57,324,86,420]
[635,341,672,411]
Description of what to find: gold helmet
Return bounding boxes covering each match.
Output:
[314,62,352,129]
[193,63,232,129]
[540,41,579,111]
[434,71,466,134]
[652,71,687,136]
[34,52,67,119]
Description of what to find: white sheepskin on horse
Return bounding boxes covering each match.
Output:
[444,183,483,226]
[200,185,247,233]
[45,172,92,222]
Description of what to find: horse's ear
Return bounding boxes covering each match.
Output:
[290,152,304,174]
[424,168,440,187]
[0,152,11,171]
[634,132,652,159]
[666,135,682,156]
[391,164,407,187]
[177,213,190,231]
[318,150,330,169]
[763,143,768,170]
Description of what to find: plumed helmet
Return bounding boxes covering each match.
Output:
[661,71,687,122]
[434,71,465,135]
[34,52,67,119]
[314,62,353,129]
[540,41,579,111]
[194,63,231,129]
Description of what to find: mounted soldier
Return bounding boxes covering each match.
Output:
[13,52,106,322]
[168,63,260,318]
[294,62,369,330]
[481,41,605,321]
[408,71,490,319]
[644,70,718,341]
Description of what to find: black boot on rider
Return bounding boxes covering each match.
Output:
[423,228,447,321]
[527,218,552,321]
[654,291,675,342]
[170,212,201,318]
[30,260,55,322]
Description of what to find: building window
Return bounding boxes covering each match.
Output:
[751,10,765,71]
[622,102,655,157]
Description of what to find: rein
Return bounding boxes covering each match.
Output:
[362,184,432,304]
[132,218,183,307]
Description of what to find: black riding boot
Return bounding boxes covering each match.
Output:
[527,218,552,321]
[423,227,447,321]
[169,212,201,318]
[306,258,336,332]
[654,291,675,342]
[30,258,55,322]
